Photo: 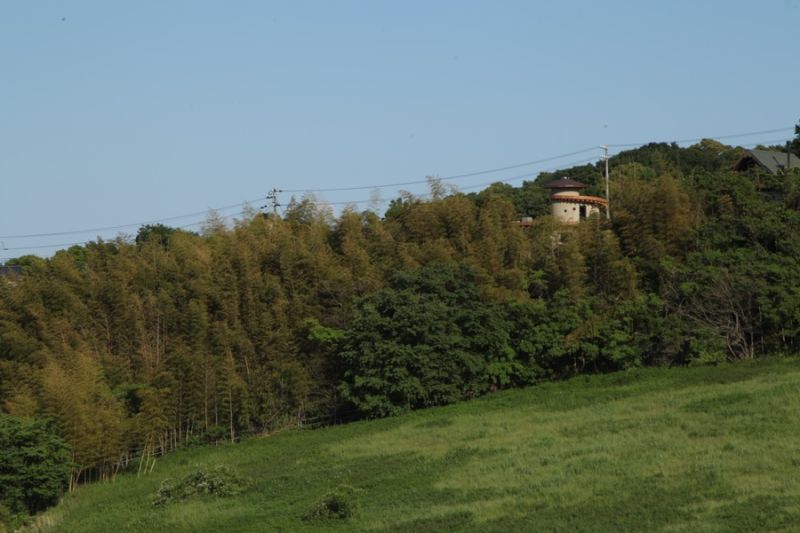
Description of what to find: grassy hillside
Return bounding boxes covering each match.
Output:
[40,358,800,532]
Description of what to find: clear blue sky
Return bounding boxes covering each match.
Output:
[1,0,798,259]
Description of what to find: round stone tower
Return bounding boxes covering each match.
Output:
[542,177,608,224]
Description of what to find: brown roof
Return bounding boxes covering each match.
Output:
[553,195,608,207]
[542,177,588,189]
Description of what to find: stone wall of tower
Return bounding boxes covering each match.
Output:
[552,199,581,223]
[551,191,581,223]
[550,190,603,224]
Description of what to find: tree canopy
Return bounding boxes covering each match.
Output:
[1,136,800,520]
[0,415,70,518]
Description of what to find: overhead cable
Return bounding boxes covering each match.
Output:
[1,124,793,244]
[607,127,793,148]
[2,211,248,251]
[0,199,261,240]
[281,147,601,193]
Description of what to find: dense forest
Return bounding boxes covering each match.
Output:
[1,132,800,519]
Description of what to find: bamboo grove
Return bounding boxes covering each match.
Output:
[1,138,800,489]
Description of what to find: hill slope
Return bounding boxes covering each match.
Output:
[43,359,800,532]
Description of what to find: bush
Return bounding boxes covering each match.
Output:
[153,465,245,506]
[204,425,228,444]
[304,485,361,521]
[0,415,71,516]
[339,262,519,417]
[0,503,13,532]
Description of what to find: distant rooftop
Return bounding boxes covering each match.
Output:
[0,265,22,277]
[542,177,588,189]
[734,149,800,174]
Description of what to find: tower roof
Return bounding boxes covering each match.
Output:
[542,177,587,190]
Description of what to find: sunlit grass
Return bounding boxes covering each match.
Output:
[45,358,800,532]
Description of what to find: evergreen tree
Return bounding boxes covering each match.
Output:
[0,415,70,515]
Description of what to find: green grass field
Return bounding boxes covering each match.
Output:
[40,358,800,532]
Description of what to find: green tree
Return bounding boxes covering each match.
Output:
[338,263,518,417]
[135,224,177,247]
[0,415,71,516]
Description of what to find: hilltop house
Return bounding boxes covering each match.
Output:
[0,265,22,277]
[734,149,800,174]
[542,177,608,224]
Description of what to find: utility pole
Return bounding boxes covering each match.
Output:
[600,145,611,221]
[263,188,282,216]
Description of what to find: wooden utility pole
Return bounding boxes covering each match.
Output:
[601,145,611,220]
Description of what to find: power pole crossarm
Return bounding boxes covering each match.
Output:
[263,188,282,216]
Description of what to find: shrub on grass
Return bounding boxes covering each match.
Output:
[153,465,245,506]
[0,503,14,532]
[304,485,361,521]
[0,415,71,516]
[204,425,228,444]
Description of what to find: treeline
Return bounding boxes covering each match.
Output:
[1,137,800,493]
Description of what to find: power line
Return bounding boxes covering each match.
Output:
[455,156,600,193]
[291,155,601,206]
[1,211,250,252]
[2,126,784,255]
[282,126,792,194]
[2,241,91,252]
[741,137,793,147]
[607,127,793,149]
[0,198,262,240]
[715,128,793,141]
[0,155,598,253]
[1,124,793,246]
[281,147,601,193]
[0,149,600,240]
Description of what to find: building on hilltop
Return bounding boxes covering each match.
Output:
[0,265,22,286]
[542,177,608,224]
[734,149,800,174]
[0,265,22,277]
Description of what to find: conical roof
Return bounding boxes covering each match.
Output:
[542,177,587,190]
